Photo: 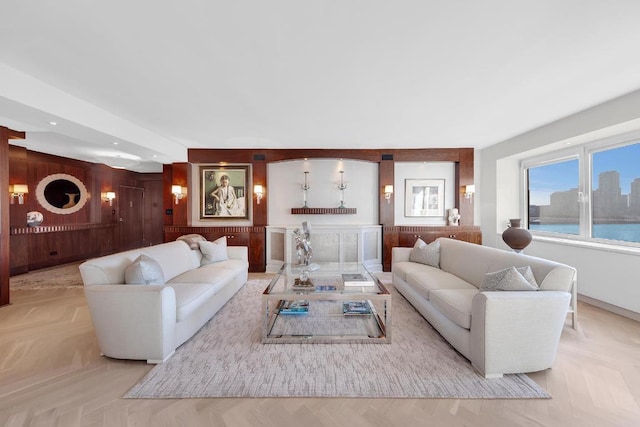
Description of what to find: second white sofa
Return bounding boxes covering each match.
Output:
[393,238,576,378]
[79,238,248,363]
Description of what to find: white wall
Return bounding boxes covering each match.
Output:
[480,88,640,315]
[393,162,456,226]
[267,159,379,226]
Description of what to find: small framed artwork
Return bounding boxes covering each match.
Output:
[405,179,445,217]
[200,166,249,219]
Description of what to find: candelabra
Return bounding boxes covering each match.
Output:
[301,171,310,208]
[338,170,347,208]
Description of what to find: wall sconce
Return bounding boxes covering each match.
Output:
[384,185,394,203]
[102,191,116,206]
[10,184,29,205]
[254,184,264,204]
[172,185,185,204]
[464,184,476,200]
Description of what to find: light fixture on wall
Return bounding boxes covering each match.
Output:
[464,184,475,200]
[102,191,116,206]
[384,185,394,203]
[10,184,29,205]
[172,185,185,204]
[254,184,264,204]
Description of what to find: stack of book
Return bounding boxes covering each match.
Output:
[342,273,374,287]
[278,300,310,315]
[342,300,373,316]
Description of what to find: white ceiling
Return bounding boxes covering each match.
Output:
[2,1,640,172]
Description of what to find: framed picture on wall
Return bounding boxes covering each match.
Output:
[200,166,249,219]
[404,179,445,217]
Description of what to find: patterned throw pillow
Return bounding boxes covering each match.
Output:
[516,266,538,289]
[199,237,229,265]
[409,239,440,268]
[177,233,207,250]
[125,254,165,285]
[480,266,538,291]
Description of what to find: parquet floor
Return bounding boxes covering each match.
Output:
[1,274,639,427]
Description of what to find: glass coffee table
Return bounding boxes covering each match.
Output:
[262,262,391,344]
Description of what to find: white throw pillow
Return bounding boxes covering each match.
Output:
[480,266,538,291]
[199,237,229,265]
[125,254,165,285]
[516,266,538,289]
[409,239,440,268]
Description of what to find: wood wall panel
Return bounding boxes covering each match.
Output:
[7,149,162,277]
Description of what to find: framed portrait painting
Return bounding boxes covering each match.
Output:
[404,179,445,218]
[200,166,249,219]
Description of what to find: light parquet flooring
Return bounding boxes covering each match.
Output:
[1,275,639,427]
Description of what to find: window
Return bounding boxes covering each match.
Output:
[591,143,640,244]
[524,139,640,246]
[527,158,580,235]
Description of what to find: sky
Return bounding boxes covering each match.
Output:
[528,142,640,206]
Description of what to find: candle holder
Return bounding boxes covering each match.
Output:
[338,170,347,208]
[301,171,310,208]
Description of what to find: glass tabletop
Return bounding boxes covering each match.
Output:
[264,262,388,296]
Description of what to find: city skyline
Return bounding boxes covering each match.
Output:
[528,142,640,206]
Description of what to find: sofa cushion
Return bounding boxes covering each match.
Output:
[480,266,538,291]
[409,239,440,268]
[405,267,477,300]
[199,237,229,265]
[169,283,218,322]
[429,289,478,330]
[177,233,207,250]
[124,254,165,285]
[168,261,239,288]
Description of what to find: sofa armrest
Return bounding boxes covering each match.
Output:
[227,246,248,262]
[392,247,412,263]
[469,290,571,378]
[84,284,177,363]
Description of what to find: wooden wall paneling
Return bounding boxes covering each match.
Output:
[379,158,394,227]
[8,146,29,275]
[1,127,25,305]
[252,161,267,227]
[170,163,189,226]
[249,228,266,272]
[458,148,474,226]
[142,177,164,246]
[162,164,174,226]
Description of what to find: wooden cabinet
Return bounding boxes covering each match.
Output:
[164,226,265,272]
[383,226,481,271]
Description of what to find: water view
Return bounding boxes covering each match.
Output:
[529,223,640,243]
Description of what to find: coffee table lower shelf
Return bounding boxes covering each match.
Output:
[262,299,390,344]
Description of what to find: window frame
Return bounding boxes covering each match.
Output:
[521,131,640,249]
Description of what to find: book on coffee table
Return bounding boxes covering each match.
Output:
[342,273,374,287]
[278,300,310,315]
[342,300,372,316]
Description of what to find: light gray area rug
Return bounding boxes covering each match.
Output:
[124,279,550,399]
[10,262,84,290]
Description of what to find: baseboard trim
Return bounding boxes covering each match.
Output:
[578,294,640,322]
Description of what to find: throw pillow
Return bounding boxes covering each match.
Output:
[124,254,165,285]
[516,265,538,289]
[409,239,440,268]
[199,237,229,265]
[480,266,538,291]
[177,233,207,250]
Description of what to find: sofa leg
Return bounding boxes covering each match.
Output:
[147,350,175,364]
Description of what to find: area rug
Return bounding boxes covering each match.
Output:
[124,279,550,399]
[9,262,84,290]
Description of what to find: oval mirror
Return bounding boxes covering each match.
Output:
[36,173,88,214]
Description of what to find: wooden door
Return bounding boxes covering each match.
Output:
[119,186,144,251]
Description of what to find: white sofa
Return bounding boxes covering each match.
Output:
[392,238,576,378]
[79,240,249,363]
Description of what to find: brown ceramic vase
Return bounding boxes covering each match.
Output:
[502,218,532,253]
